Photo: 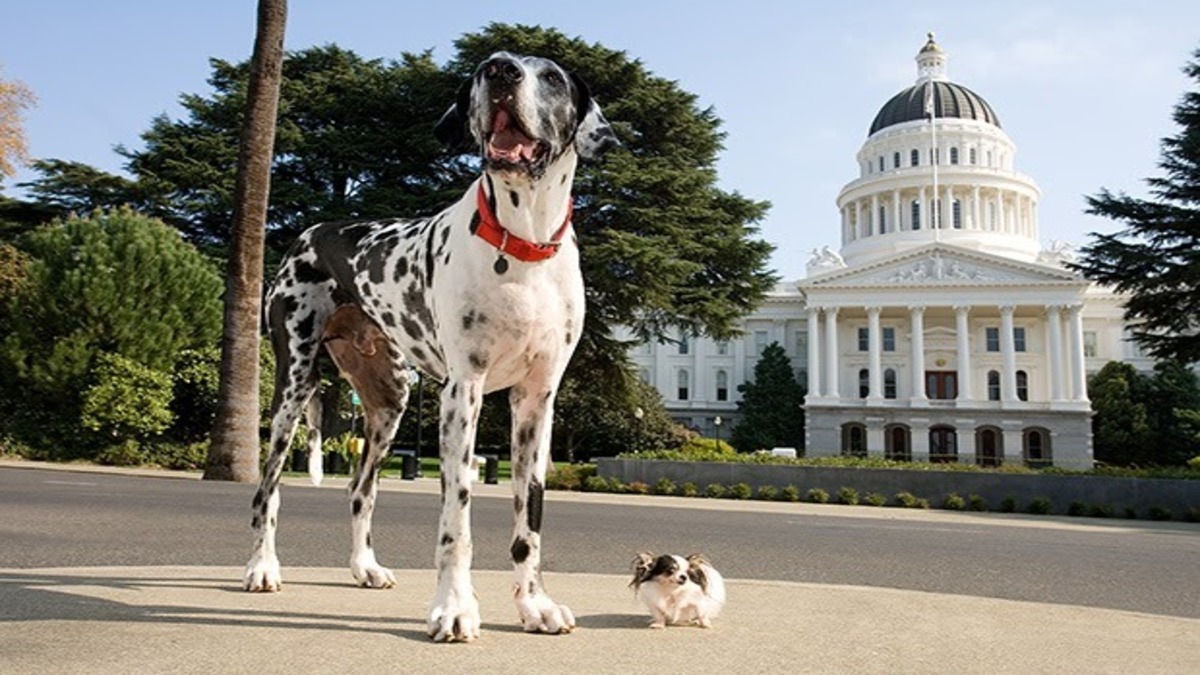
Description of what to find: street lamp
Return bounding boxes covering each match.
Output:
[714,415,723,449]
[633,407,645,453]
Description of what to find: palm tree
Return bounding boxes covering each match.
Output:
[205,0,288,482]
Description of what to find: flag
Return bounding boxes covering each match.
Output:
[924,82,935,118]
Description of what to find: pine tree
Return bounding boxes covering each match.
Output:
[1072,46,1200,363]
[729,342,805,453]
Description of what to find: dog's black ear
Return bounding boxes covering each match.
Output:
[570,72,619,160]
[434,77,473,150]
[687,554,710,593]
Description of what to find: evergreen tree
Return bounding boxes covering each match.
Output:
[1145,360,1200,465]
[1088,362,1153,466]
[730,342,805,453]
[1072,46,1200,363]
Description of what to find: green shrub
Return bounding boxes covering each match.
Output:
[81,353,175,441]
[864,492,887,507]
[626,481,651,495]
[806,488,829,504]
[756,485,778,501]
[895,491,920,508]
[1088,503,1115,518]
[1027,497,1053,515]
[968,494,987,512]
[545,464,597,491]
[729,482,753,500]
[837,486,859,505]
[1123,506,1138,519]
[1067,501,1088,517]
[705,483,727,499]
[582,475,608,492]
[1148,506,1172,521]
[1000,495,1018,513]
[943,493,966,511]
[654,477,677,496]
[781,485,801,502]
[96,439,145,466]
[1188,456,1200,471]
[1185,507,1200,523]
[680,482,699,498]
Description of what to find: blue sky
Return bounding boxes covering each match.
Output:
[4,1,1198,280]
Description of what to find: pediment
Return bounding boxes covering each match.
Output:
[799,244,1082,288]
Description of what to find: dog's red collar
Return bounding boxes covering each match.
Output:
[474,185,573,264]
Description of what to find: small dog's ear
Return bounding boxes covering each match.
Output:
[687,554,710,593]
[630,552,654,588]
[570,72,619,160]
[434,77,473,150]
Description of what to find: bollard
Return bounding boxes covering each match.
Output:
[481,455,499,484]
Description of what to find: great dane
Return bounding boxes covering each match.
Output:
[243,52,618,642]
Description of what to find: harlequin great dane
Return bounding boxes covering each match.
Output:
[243,52,618,642]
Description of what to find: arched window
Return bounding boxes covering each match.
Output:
[952,199,963,229]
[678,333,689,355]
[858,368,869,399]
[929,425,958,463]
[842,423,868,458]
[884,368,897,399]
[910,148,920,166]
[976,427,1003,467]
[987,370,1001,401]
[716,370,729,402]
[1024,428,1052,468]
[878,205,887,233]
[949,147,959,165]
[969,147,977,165]
[885,424,911,461]
[878,156,885,173]
[893,151,901,168]
[677,370,690,401]
[911,200,921,230]
[1016,370,1029,401]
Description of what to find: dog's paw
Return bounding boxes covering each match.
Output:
[516,594,576,634]
[243,555,282,592]
[427,589,481,642]
[648,620,666,629]
[351,554,396,589]
[697,617,713,629]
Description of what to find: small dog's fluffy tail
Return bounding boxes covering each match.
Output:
[306,395,324,486]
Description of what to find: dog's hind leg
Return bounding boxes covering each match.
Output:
[507,380,576,634]
[305,394,324,486]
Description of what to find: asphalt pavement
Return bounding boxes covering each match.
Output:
[1,460,1198,674]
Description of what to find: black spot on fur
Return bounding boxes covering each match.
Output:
[458,487,469,506]
[352,498,363,515]
[514,496,524,514]
[509,190,520,208]
[469,352,487,371]
[252,490,265,509]
[527,480,544,533]
[469,210,481,234]
[516,423,535,449]
[366,533,372,549]
[511,537,531,564]
[252,515,262,529]
[380,311,396,328]
[292,259,326,285]
[462,311,475,331]
[400,315,424,340]
[295,312,316,343]
[393,257,409,282]
[440,534,454,546]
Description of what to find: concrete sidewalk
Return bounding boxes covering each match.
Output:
[1,565,1197,674]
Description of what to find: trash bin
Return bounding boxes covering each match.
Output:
[480,454,499,484]
[390,445,419,480]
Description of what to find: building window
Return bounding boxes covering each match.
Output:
[677,370,689,401]
[886,424,911,461]
[986,150,993,166]
[910,148,920,166]
[878,156,885,172]
[884,368,897,399]
[1014,327,1027,352]
[716,370,729,402]
[878,205,887,233]
[1083,331,1097,358]
[678,334,690,355]
[716,340,730,356]
[893,151,901,168]
[926,371,957,400]
[931,148,939,165]
[858,368,870,398]
[952,199,963,229]
[969,147,977,165]
[1016,370,1029,401]
[987,370,1001,401]
[929,425,958,463]
[882,327,896,351]
[842,423,868,458]
[754,331,769,354]
[949,147,959,164]
[911,200,921,230]
[1024,428,1051,468]
[977,427,1002,467]
[858,327,869,352]
[986,327,1000,352]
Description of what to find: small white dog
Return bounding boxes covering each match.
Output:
[630,552,726,628]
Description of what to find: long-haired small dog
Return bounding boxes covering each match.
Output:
[630,552,726,628]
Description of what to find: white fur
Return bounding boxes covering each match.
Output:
[632,553,726,629]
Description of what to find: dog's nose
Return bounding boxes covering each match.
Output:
[483,57,523,84]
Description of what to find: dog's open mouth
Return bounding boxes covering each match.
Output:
[486,106,548,171]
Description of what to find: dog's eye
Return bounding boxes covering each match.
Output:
[539,71,565,88]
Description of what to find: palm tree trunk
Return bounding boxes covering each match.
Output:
[205,0,288,482]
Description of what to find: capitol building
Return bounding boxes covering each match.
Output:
[626,35,1152,469]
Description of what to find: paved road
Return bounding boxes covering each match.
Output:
[2,464,1197,619]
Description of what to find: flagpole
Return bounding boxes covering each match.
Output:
[928,80,940,242]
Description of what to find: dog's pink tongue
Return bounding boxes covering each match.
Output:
[490,108,534,161]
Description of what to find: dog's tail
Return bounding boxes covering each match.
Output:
[306,395,324,486]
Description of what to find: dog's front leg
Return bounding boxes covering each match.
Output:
[508,383,576,634]
[427,376,484,642]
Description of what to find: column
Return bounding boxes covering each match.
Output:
[911,421,931,462]
[867,306,883,402]
[1067,304,1089,402]
[806,307,821,400]
[944,185,953,229]
[841,207,849,242]
[870,194,879,236]
[867,424,885,458]
[1046,305,1065,401]
[909,306,927,403]
[823,308,840,399]
[919,187,928,229]
[892,189,901,233]
[954,305,973,401]
[855,201,864,239]
[999,305,1018,402]
[694,333,708,403]
[997,192,1008,233]
[972,185,981,230]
